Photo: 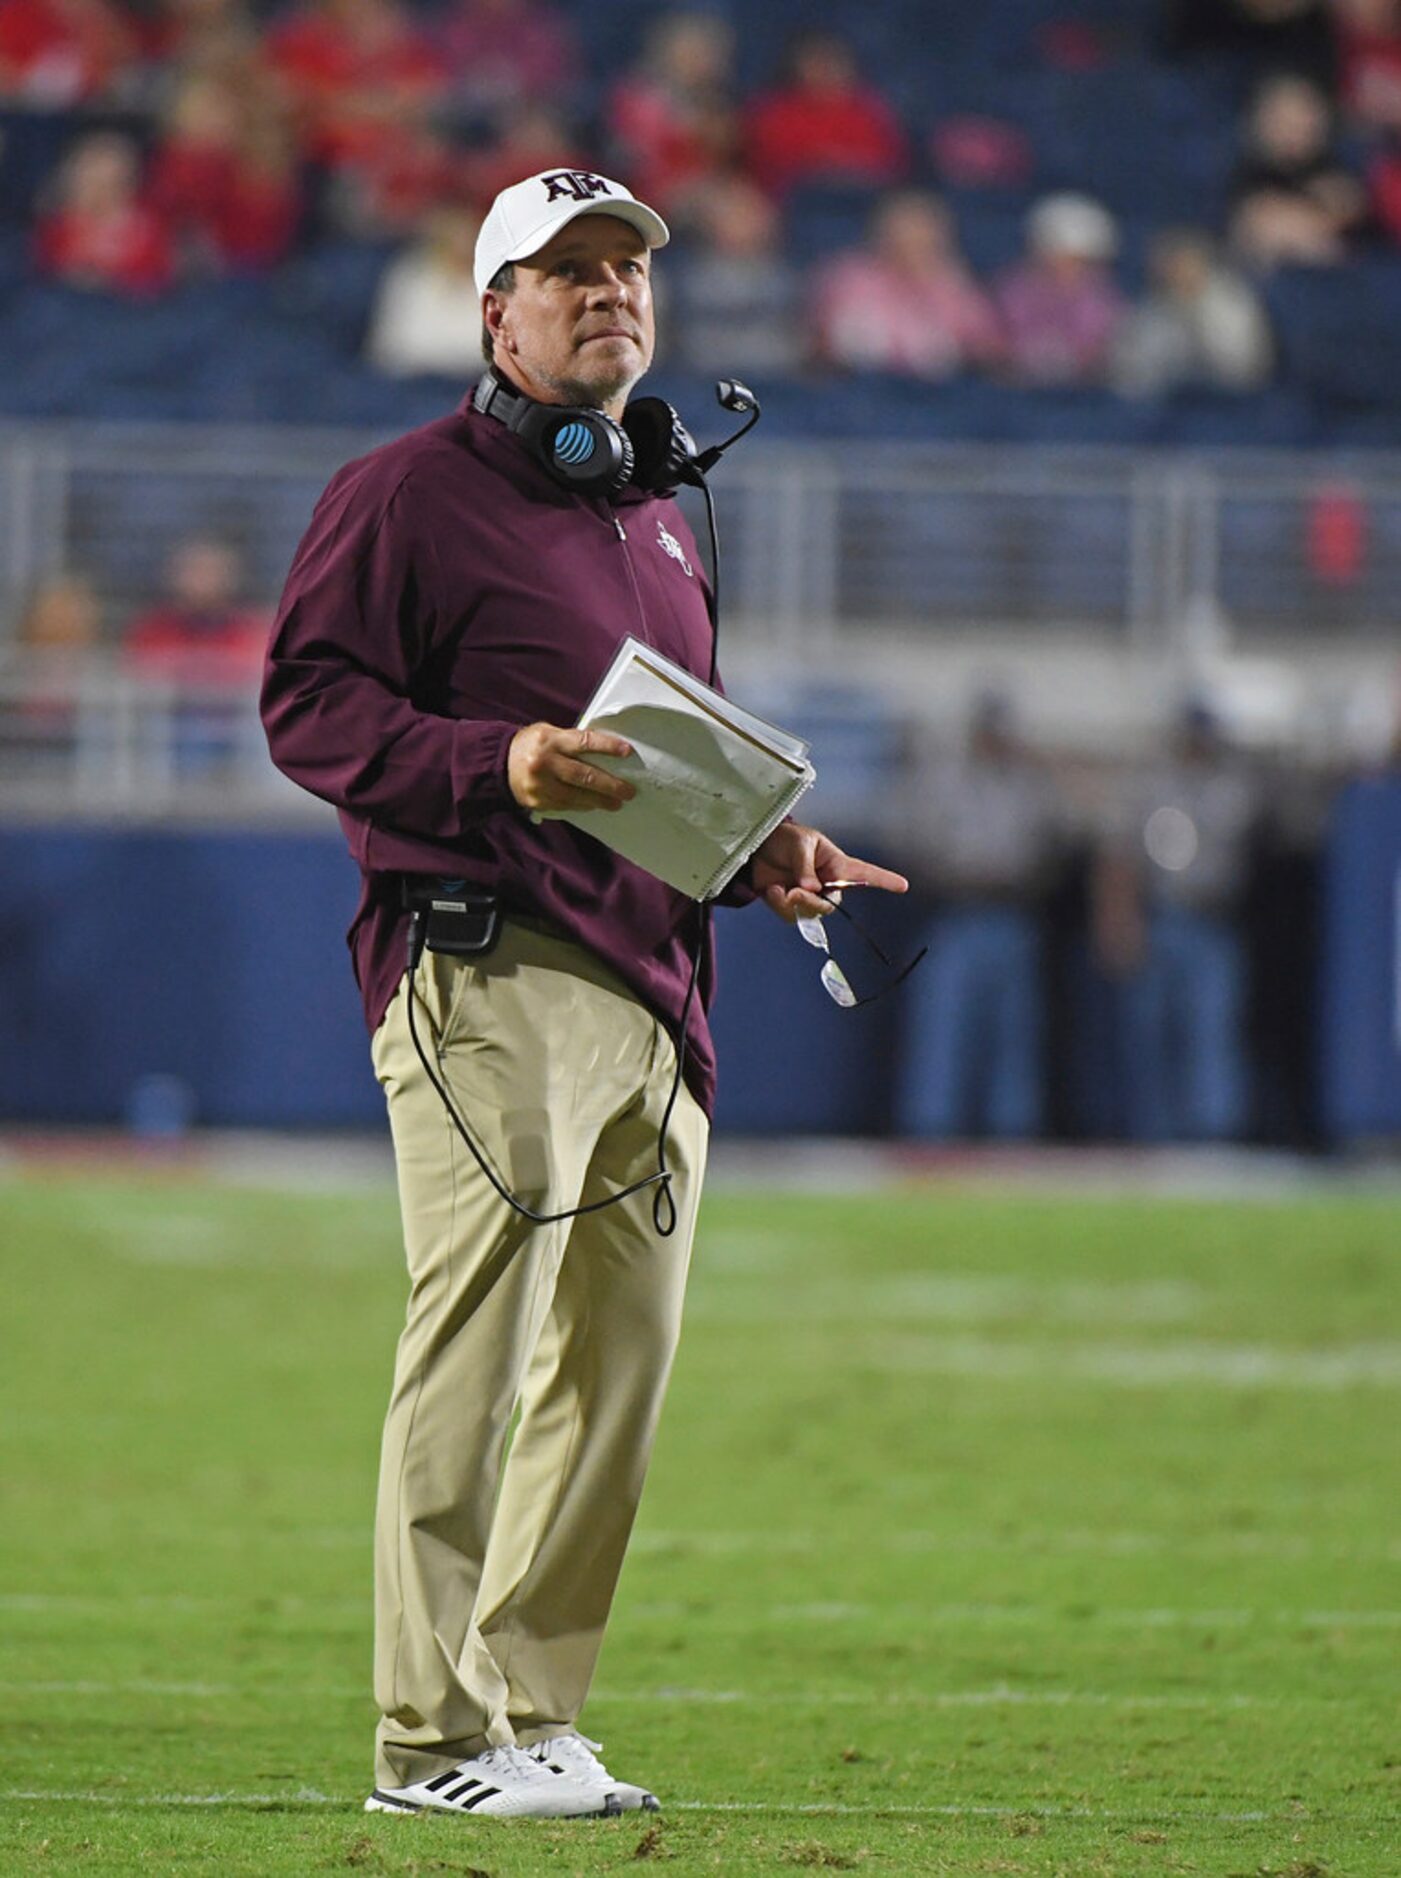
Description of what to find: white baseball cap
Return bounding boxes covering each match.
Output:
[474,168,670,298]
[1027,192,1118,261]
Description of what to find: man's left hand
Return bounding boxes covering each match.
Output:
[751,821,908,923]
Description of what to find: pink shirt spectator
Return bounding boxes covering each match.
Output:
[995,194,1126,386]
[996,264,1124,383]
[438,0,577,114]
[812,190,1001,378]
[814,268,1000,380]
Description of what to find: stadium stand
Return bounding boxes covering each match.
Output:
[0,0,1395,441]
[3,0,1401,1147]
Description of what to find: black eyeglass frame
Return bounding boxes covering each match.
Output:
[796,889,927,1011]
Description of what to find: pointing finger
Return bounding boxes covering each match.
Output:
[830,859,908,894]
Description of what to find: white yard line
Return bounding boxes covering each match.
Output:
[3,1680,1381,1712]
[0,1788,1392,1827]
[4,1593,1396,1631]
[0,1681,235,1696]
[629,1526,1401,1562]
[865,1333,1401,1389]
[586,1688,1279,1710]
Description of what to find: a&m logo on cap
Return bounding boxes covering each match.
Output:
[541,171,617,204]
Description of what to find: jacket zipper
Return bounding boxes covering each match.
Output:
[609,508,652,647]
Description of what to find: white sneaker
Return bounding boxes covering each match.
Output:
[526,1733,660,1812]
[365,1742,620,1818]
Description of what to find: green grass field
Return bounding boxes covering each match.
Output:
[1,1163,1397,1877]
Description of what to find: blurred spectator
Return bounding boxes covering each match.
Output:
[5,573,103,756]
[1372,137,1401,237]
[33,132,173,297]
[149,68,301,272]
[810,187,1002,379]
[1228,73,1366,268]
[745,27,909,199]
[459,101,587,209]
[438,0,578,126]
[267,0,449,233]
[15,571,102,656]
[605,10,739,221]
[1114,227,1274,396]
[893,692,1062,1140]
[148,0,259,66]
[267,0,445,164]
[1337,0,1401,131]
[0,0,137,106]
[13,572,103,687]
[366,202,481,377]
[124,535,267,685]
[668,174,801,375]
[1092,700,1260,1142]
[994,193,1125,387]
[928,113,1035,194]
[1162,0,1338,92]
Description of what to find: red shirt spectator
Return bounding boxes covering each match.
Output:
[126,537,268,686]
[607,11,739,218]
[33,132,173,296]
[745,28,909,199]
[267,0,446,168]
[1336,0,1401,133]
[149,72,301,270]
[0,0,135,104]
[1373,143,1401,240]
[268,0,449,233]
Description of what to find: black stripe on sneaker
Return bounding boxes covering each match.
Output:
[462,1786,501,1810]
[424,1770,465,1793]
[443,1779,481,1803]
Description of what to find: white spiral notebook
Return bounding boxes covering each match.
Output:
[539,636,816,900]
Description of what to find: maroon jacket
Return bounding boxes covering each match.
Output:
[261,389,740,1116]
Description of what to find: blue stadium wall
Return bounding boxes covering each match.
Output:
[0,825,898,1135]
[3,798,1399,1141]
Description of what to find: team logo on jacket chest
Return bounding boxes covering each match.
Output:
[657,518,694,577]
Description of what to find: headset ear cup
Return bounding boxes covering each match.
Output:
[514,401,634,497]
[622,398,700,493]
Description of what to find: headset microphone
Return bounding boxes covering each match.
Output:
[686,380,762,482]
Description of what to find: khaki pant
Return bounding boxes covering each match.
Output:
[368,919,708,1790]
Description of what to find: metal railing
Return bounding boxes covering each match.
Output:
[2,421,1400,816]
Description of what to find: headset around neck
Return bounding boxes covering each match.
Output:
[473,367,701,501]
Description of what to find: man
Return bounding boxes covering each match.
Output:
[1091,698,1258,1141]
[260,168,905,1820]
[894,690,1061,1141]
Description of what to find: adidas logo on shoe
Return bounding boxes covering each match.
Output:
[365,1742,621,1818]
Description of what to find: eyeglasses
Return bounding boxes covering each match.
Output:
[796,891,927,1011]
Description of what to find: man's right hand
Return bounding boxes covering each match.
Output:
[508,723,637,814]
